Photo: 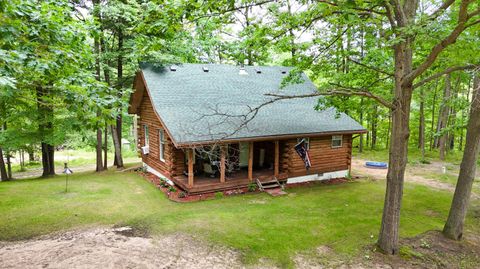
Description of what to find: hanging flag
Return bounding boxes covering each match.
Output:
[294,139,311,170]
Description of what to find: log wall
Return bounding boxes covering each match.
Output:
[137,89,180,178]
[282,135,352,177]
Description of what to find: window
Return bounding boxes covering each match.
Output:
[159,128,165,162]
[332,135,343,148]
[297,137,310,150]
[143,124,149,147]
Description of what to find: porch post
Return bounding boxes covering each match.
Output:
[274,140,279,178]
[248,142,253,181]
[220,145,226,183]
[188,148,194,187]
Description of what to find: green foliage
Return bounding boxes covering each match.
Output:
[399,246,424,260]
[214,191,224,199]
[247,182,257,192]
[178,191,187,198]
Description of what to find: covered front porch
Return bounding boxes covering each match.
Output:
[172,140,288,194]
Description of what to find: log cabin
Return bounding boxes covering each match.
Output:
[128,63,366,194]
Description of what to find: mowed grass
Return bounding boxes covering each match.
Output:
[1,169,477,267]
[353,147,473,166]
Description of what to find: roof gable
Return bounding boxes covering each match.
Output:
[135,63,366,145]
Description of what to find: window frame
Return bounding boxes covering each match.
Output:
[331,135,343,148]
[159,128,166,162]
[297,137,310,150]
[143,124,149,147]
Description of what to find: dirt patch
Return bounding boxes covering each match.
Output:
[293,232,480,269]
[367,231,480,268]
[0,227,244,269]
[352,159,456,193]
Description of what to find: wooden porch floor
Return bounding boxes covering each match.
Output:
[172,169,288,194]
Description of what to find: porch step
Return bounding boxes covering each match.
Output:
[256,177,286,196]
[261,179,279,185]
[262,184,280,189]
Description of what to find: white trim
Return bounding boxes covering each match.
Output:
[143,124,149,147]
[331,135,343,148]
[159,128,165,162]
[287,169,349,184]
[144,163,174,186]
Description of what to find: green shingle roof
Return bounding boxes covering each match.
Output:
[140,63,365,145]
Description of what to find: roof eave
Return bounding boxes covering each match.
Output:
[174,129,368,148]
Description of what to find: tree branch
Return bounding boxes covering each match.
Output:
[265,88,395,110]
[193,0,275,21]
[404,0,473,85]
[413,64,479,88]
[315,0,386,15]
[428,0,456,19]
[349,58,394,77]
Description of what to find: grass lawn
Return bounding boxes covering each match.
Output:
[10,149,140,173]
[352,147,472,166]
[1,169,479,267]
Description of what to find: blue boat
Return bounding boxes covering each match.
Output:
[365,161,388,169]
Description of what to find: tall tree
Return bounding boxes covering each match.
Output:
[259,0,480,254]
[0,147,7,181]
[443,72,480,240]
[419,87,426,161]
[437,74,451,160]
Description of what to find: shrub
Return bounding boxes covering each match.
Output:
[168,186,176,192]
[420,159,431,164]
[215,192,224,199]
[178,191,187,198]
[247,183,257,192]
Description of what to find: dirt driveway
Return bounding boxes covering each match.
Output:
[0,227,244,269]
[351,158,456,193]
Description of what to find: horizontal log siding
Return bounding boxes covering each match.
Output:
[173,148,186,176]
[137,90,176,178]
[284,135,352,177]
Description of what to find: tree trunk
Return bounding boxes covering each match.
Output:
[459,77,472,151]
[36,86,55,177]
[40,142,55,177]
[378,43,413,255]
[111,125,123,168]
[6,151,12,179]
[443,74,480,240]
[386,112,391,149]
[419,88,425,161]
[371,104,378,150]
[0,147,7,181]
[430,80,439,150]
[438,74,451,160]
[104,123,108,169]
[27,147,34,162]
[114,28,124,168]
[448,77,460,151]
[96,121,104,172]
[94,31,104,172]
[359,98,364,153]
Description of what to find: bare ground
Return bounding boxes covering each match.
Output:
[351,159,456,193]
[0,227,245,269]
